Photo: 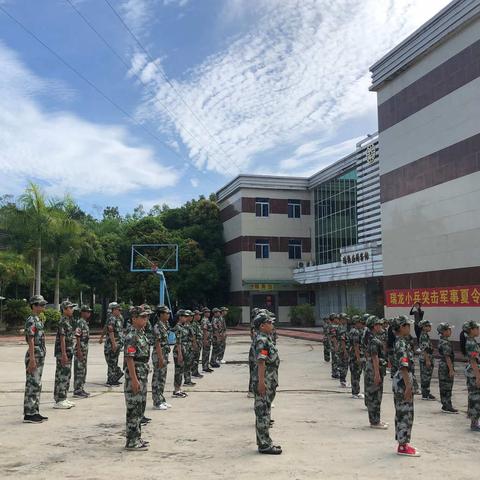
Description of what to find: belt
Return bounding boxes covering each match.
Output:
[135,357,149,363]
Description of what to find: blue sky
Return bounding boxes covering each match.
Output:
[0,0,451,216]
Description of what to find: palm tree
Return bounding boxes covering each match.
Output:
[0,251,34,297]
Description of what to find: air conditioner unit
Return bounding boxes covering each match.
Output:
[307,261,315,267]
[297,261,305,269]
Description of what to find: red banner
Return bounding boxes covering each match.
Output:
[385,285,480,307]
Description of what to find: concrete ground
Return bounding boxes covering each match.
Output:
[0,334,477,480]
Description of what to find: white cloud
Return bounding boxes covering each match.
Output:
[0,41,179,198]
[132,0,451,176]
[190,178,199,188]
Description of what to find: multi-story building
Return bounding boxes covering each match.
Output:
[217,134,383,324]
[369,0,480,332]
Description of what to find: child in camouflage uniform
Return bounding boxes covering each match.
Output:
[349,315,364,399]
[124,307,151,451]
[53,300,77,409]
[201,308,214,373]
[252,312,281,455]
[463,321,480,431]
[437,322,458,414]
[418,319,435,401]
[23,295,48,424]
[392,316,420,457]
[172,310,188,398]
[152,305,172,410]
[183,311,196,386]
[191,310,204,378]
[337,313,349,387]
[73,305,92,398]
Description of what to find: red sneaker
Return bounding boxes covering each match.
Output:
[397,444,420,457]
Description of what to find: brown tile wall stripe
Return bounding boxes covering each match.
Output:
[380,132,480,203]
[383,266,480,291]
[378,38,480,131]
[220,197,311,221]
[224,236,311,256]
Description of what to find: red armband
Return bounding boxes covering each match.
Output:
[260,349,269,356]
[127,346,136,354]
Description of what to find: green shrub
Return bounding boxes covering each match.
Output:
[346,305,364,318]
[289,304,315,327]
[4,299,31,329]
[226,306,242,327]
[42,308,61,332]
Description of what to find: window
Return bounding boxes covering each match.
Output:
[255,198,269,217]
[288,239,302,259]
[255,240,270,259]
[313,169,357,265]
[288,199,301,218]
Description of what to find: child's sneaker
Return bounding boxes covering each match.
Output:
[397,444,420,457]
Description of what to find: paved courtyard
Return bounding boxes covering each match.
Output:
[0,333,477,479]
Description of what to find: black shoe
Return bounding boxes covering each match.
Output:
[192,373,204,378]
[211,363,220,368]
[442,406,459,414]
[331,374,339,379]
[258,445,282,455]
[422,394,436,401]
[140,438,150,446]
[38,414,48,421]
[203,369,214,373]
[141,416,152,425]
[23,414,43,424]
[183,381,196,386]
[111,381,122,386]
[117,372,124,380]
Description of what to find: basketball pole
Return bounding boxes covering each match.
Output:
[158,271,165,306]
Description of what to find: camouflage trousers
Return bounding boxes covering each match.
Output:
[393,373,414,445]
[331,350,339,377]
[173,348,185,389]
[438,362,454,409]
[191,346,201,375]
[323,336,331,362]
[466,373,480,422]
[254,384,277,449]
[364,361,384,425]
[210,338,220,365]
[124,365,148,448]
[337,353,348,382]
[183,347,193,383]
[419,356,434,397]
[54,355,72,402]
[24,353,45,416]
[104,349,123,384]
[202,340,212,370]
[349,358,363,396]
[74,348,88,392]
[218,337,226,361]
[151,351,168,406]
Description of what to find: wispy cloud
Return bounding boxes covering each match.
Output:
[132,0,451,176]
[0,41,179,198]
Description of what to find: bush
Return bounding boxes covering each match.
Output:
[226,306,242,327]
[4,299,31,329]
[346,306,364,318]
[289,304,315,327]
[42,308,61,332]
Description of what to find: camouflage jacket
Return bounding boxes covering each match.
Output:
[368,334,387,369]
[394,337,414,373]
[191,321,203,343]
[24,314,46,357]
[201,316,212,341]
[348,327,362,360]
[465,337,480,377]
[123,327,150,378]
[104,314,124,352]
[438,336,454,364]
[54,316,75,358]
[418,332,433,357]
[252,332,280,387]
[173,323,188,352]
[152,320,170,355]
[74,317,90,351]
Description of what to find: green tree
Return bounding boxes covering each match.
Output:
[0,251,34,298]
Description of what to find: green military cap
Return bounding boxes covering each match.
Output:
[202,307,211,313]
[156,304,171,314]
[418,319,431,328]
[193,309,201,315]
[220,306,229,311]
[130,306,143,316]
[80,305,93,312]
[108,302,121,310]
[61,300,77,310]
[176,309,186,317]
[462,320,479,332]
[363,313,370,322]
[212,307,220,313]
[366,315,377,328]
[139,308,152,317]
[339,312,349,319]
[254,312,275,330]
[184,310,193,317]
[329,313,336,320]
[396,315,413,327]
[29,294,48,306]
[437,322,453,334]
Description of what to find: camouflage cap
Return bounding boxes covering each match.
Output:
[251,307,261,317]
[60,300,77,310]
[253,312,275,330]
[80,305,93,312]
[184,310,194,317]
[339,312,349,320]
[418,319,432,328]
[176,309,186,317]
[29,294,48,306]
[212,307,220,313]
[396,315,413,327]
[130,306,143,317]
[437,322,453,334]
[156,305,171,314]
[138,308,152,317]
[193,309,201,315]
[202,307,211,313]
[462,320,479,332]
[329,313,336,320]
[108,302,121,310]
[220,306,229,311]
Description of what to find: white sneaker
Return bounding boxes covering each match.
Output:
[352,393,364,399]
[271,403,275,408]
[164,402,172,408]
[247,392,254,398]
[53,400,72,409]
[220,360,226,364]
[370,422,389,430]
[66,400,76,407]
[153,403,168,410]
